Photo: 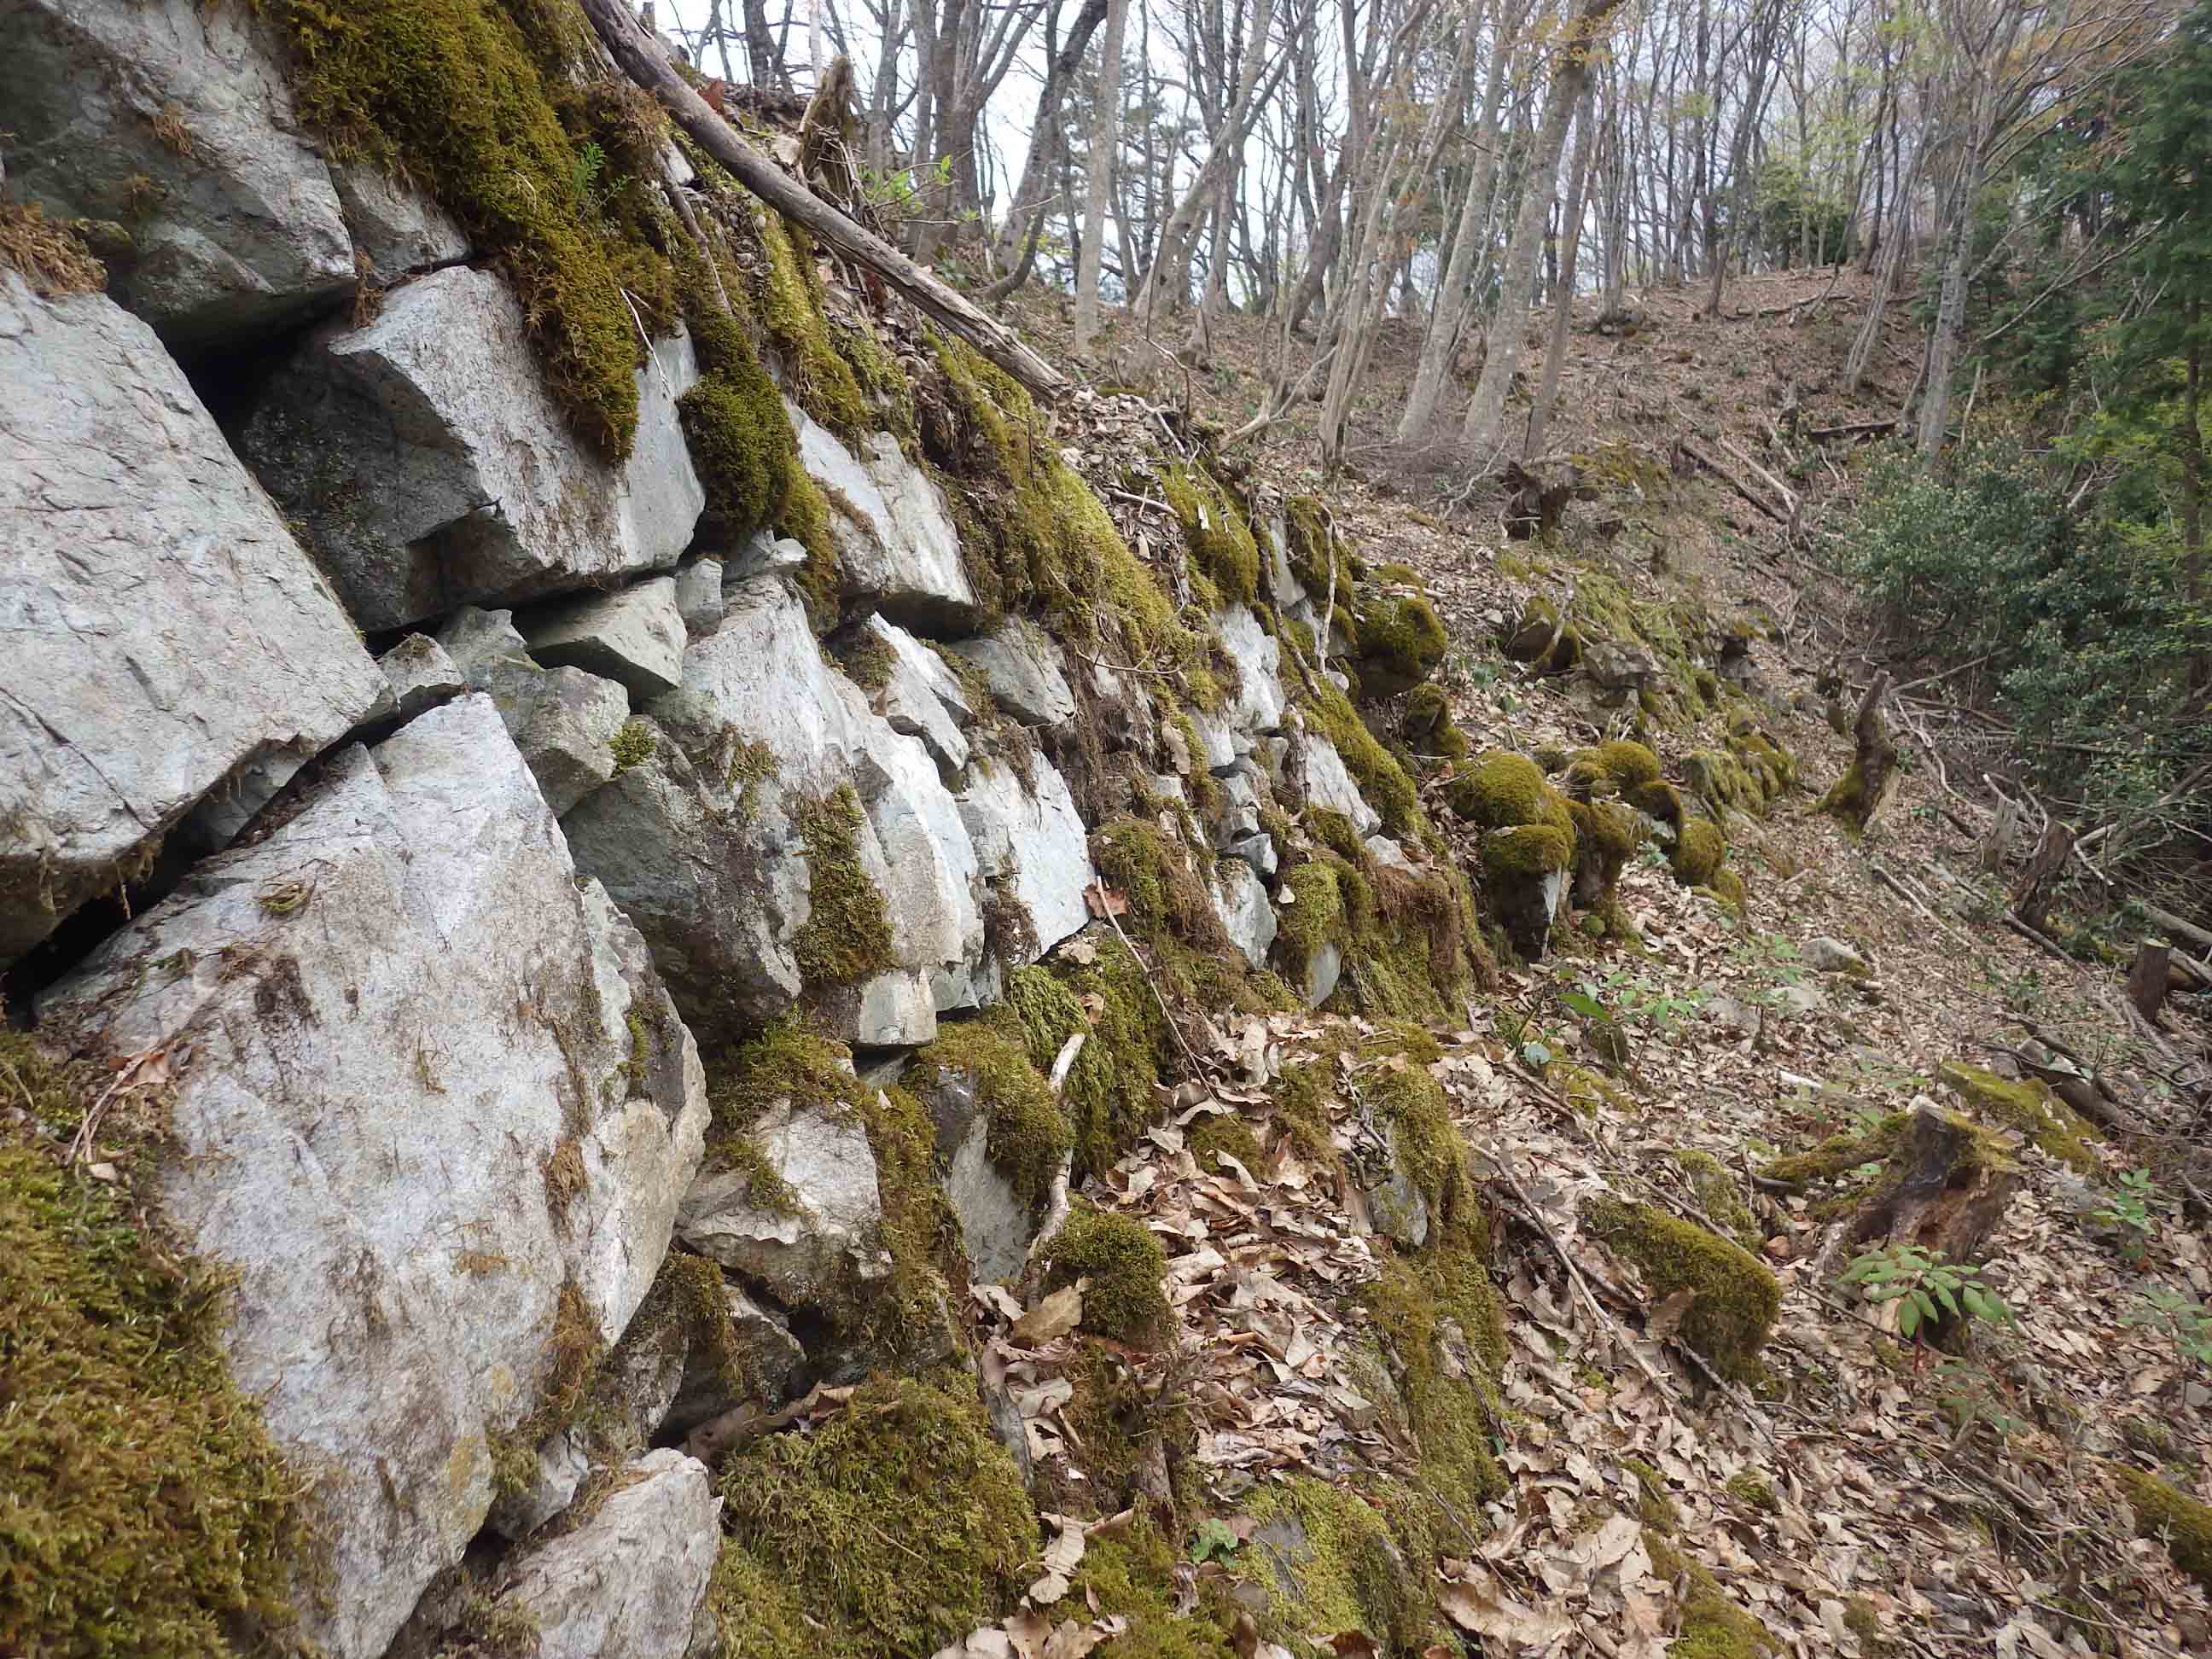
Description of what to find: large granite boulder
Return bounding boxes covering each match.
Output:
[0,275,383,964]
[240,267,707,630]
[38,696,708,1659]
[0,0,356,350]
[490,1450,721,1659]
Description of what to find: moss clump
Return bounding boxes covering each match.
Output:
[268,0,662,458]
[0,199,107,294]
[1569,740,1663,795]
[1091,817,1230,954]
[1503,595,1583,673]
[1275,857,1351,991]
[1725,1471,1777,1512]
[490,1275,604,1495]
[1041,1203,1172,1348]
[908,1019,1073,1209]
[1004,952,1167,1182]
[1400,683,1470,760]
[2115,1465,2212,1593]
[1158,463,1260,607]
[1758,1114,1907,1189]
[668,216,800,542]
[0,1038,306,1656]
[1937,1062,2099,1173]
[1582,1198,1779,1381]
[1448,751,1543,827]
[1188,1112,1265,1173]
[1675,1149,1761,1253]
[712,1373,1036,1657]
[1621,1458,1680,1531]
[791,785,894,986]
[749,211,876,440]
[1550,1060,1636,1116]
[608,717,655,774]
[1244,1477,1420,1647]
[1483,824,1573,882]
[1359,1243,1508,1517]
[1350,586,1447,702]
[1068,1516,1245,1657]
[1643,1532,1779,1658]
[1670,816,1726,888]
[1359,1027,1473,1236]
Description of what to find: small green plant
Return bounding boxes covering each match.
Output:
[1498,1005,1565,1068]
[1935,1357,2028,1443]
[1188,1517,1239,1564]
[2127,1284,2212,1368]
[1840,1244,2011,1339]
[2093,1168,2164,1264]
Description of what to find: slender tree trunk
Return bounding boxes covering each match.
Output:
[993,0,1110,271]
[2186,298,2208,701]
[1523,84,1595,458]
[1917,125,1983,457]
[1462,0,1626,461]
[1073,0,1130,352]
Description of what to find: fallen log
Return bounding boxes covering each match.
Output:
[2129,942,2173,1021]
[576,0,1069,403]
[1679,435,1790,526]
[1807,416,1901,441]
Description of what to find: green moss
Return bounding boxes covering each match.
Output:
[0,1038,307,1656]
[1400,683,1469,760]
[1549,1061,1637,1116]
[1360,1028,1470,1234]
[1359,1243,1507,1518]
[1581,1198,1779,1381]
[1574,740,1662,792]
[909,1020,1073,1209]
[1759,1114,1907,1188]
[1447,751,1573,837]
[1621,1458,1680,1531]
[2116,1465,2212,1592]
[1068,1518,1244,1657]
[1276,858,1350,987]
[491,1276,603,1495]
[1483,824,1573,881]
[1708,868,1749,911]
[1158,464,1260,606]
[1244,1477,1419,1647]
[713,1373,1036,1657]
[1938,1062,2099,1173]
[1350,587,1447,701]
[608,717,655,774]
[1002,954,1166,1182]
[751,210,874,439]
[1091,817,1228,952]
[1041,1203,1171,1348]
[791,785,894,985]
[1188,1113,1265,1173]
[1675,1149,1761,1252]
[1725,1471,1777,1512]
[1298,672,1422,837]
[772,467,845,634]
[669,223,799,541]
[1503,594,1583,673]
[1671,817,1726,888]
[267,0,661,458]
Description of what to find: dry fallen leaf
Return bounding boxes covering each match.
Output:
[1012,1280,1086,1347]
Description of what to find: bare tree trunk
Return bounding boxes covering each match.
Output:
[1461,0,1626,462]
[1915,136,1981,456]
[1844,134,1921,390]
[1073,0,1130,353]
[992,0,1110,276]
[1523,84,1596,458]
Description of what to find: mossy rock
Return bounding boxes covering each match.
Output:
[709,1373,1037,1657]
[1359,1241,1508,1525]
[1187,1112,1265,1174]
[1582,1197,1779,1381]
[1644,1531,1780,1657]
[1568,739,1662,795]
[1400,683,1469,760]
[0,1034,307,1656]
[1244,1476,1423,1649]
[2115,1464,2212,1593]
[1008,947,1171,1182]
[1350,587,1447,702]
[1675,1149,1761,1252]
[791,784,894,985]
[1067,1516,1247,1656]
[1158,463,1261,608]
[1041,1202,1172,1348]
[907,1019,1074,1211]
[1502,595,1582,673]
[1937,1062,2099,1173]
[1091,816,1231,956]
[1296,670,1423,838]
[1447,750,1544,828]
[1669,816,1726,888]
[1550,1060,1634,1116]
[1482,824,1573,956]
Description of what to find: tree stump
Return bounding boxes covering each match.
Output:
[1981,796,2020,873]
[1816,671,1899,832]
[2129,942,2174,1021]
[2012,818,2075,934]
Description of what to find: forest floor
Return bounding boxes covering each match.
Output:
[957,266,2212,1656]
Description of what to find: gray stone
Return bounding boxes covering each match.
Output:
[958,755,1096,959]
[1212,860,1278,971]
[727,531,808,584]
[678,1089,887,1308]
[241,267,705,630]
[1704,994,1762,1039]
[867,615,973,776]
[1365,1121,1433,1249]
[332,164,471,284]
[378,633,466,721]
[1214,605,1289,736]
[1304,940,1344,1008]
[1803,936,1871,977]
[0,276,384,963]
[1774,983,1825,1019]
[1188,708,1246,771]
[435,608,631,816]
[1208,767,1263,847]
[663,1285,806,1440]
[674,559,725,638]
[913,1060,1056,1285]
[953,617,1077,728]
[526,577,689,700]
[656,579,985,1012]
[38,697,707,1659]
[1225,832,1279,878]
[789,406,976,628]
[560,719,808,1044]
[0,0,355,350]
[820,968,940,1048]
[493,1449,720,1659]
[1297,728,1382,836]
[1365,835,1412,871]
